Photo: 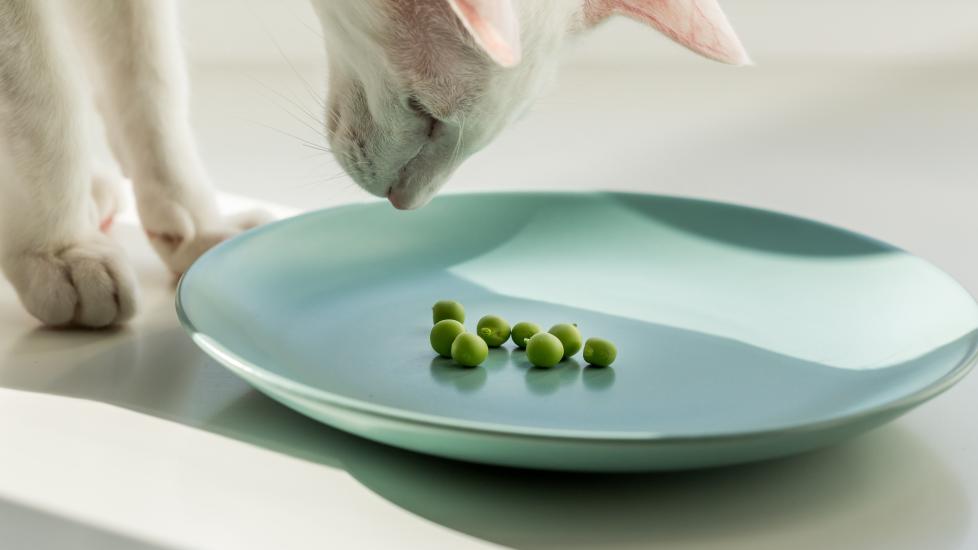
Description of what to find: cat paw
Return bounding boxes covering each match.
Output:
[144,202,274,275]
[2,235,139,328]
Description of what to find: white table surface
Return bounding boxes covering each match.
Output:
[2,59,977,549]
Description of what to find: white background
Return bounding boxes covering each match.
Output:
[1,1,977,549]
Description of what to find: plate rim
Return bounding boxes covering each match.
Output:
[176,190,978,444]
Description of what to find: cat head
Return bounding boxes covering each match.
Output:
[311,0,748,209]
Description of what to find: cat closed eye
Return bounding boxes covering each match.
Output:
[407,96,441,138]
[406,96,431,117]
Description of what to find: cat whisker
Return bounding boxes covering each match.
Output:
[450,113,465,170]
[244,1,327,112]
[249,120,331,152]
[282,1,324,39]
[273,38,325,111]
[248,76,326,138]
[301,142,332,154]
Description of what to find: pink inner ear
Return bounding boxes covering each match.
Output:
[586,0,750,65]
[446,0,522,67]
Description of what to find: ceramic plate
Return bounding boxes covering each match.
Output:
[177,192,978,471]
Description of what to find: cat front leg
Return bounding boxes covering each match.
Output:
[0,0,138,327]
[74,0,272,275]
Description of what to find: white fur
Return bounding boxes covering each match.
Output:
[311,0,746,210]
[0,0,269,327]
[312,0,584,209]
[0,0,743,327]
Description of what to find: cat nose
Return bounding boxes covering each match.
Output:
[387,187,410,210]
[388,185,428,210]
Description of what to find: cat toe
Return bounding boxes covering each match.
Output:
[3,236,139,328]
[229,208,275,232]
[145,205,275,275]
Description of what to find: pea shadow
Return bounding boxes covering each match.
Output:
[524,359,582,396]
[429,357,489,393]
[0,307,971,549]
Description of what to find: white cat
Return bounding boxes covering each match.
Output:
[0,0,746,328]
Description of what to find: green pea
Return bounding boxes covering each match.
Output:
[511,321,541,349]
[430,319,465,358]
[451,333,489,367]
[525,332,564,368]
[432,300,465,324]
[477,315,511,348]
[548,323,582,358]
[583,337,617,367]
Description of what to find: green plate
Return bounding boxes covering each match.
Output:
[176,192,978,471]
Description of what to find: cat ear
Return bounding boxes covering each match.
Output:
[446,0,522,67]
[585,0,750,65]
